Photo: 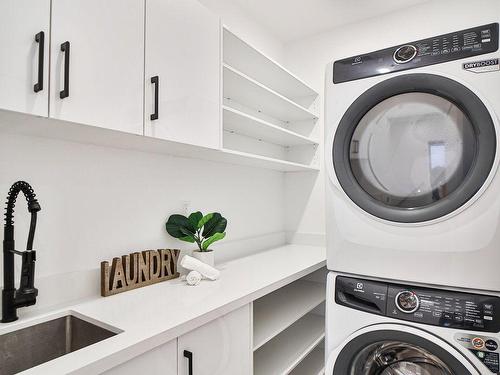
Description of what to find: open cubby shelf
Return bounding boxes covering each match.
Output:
[253,280,325,350]
[223,27,320,172]
[223,64,318,123]
[253,313,324,375]
[223,106,318,147]
[223,27,318,107]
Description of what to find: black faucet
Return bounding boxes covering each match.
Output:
[2,181,41,323]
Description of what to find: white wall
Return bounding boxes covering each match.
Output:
[0,0,288,314]
[199,0,285,64]
[0,132,285,311]
[284,0,500,239]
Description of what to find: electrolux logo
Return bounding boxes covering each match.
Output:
[354,282,365,293]
[463,58,499,73]
[352,56,363,65]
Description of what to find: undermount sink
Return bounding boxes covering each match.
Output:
[0,313,120,374]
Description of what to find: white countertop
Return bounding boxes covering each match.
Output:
[1,244,326,374]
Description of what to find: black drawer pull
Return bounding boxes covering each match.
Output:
[34,31,44,93]
[60,41,70,99]
[183,350,193,375]
[150,75,159,120]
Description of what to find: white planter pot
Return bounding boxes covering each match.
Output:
[192,250,215,267]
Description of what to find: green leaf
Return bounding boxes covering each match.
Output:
[198,213,213,229]
[188,211,203,229]
[202,232,226,250]
[165,214,196,239]
[179,235,195,243]
[202,213,227,238]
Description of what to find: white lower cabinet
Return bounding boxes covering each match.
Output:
[178,304,252,375]
[103,304,251,375]
[103,339,177,375]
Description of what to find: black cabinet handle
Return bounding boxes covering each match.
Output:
[150,75,159,120]
[183,350,193,375]
[60,41,70,99]
[34,31,44,93]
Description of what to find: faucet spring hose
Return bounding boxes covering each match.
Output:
[4,181,41,227]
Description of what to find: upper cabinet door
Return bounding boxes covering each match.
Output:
[145,0,221,149]
[50,0,144,135]
[0,0,50,116]
[178,304,252,375]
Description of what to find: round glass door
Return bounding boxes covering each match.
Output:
[350,93,475,209]
[333,330,474,375]
[352,341,453,374]
[333,74,496,223]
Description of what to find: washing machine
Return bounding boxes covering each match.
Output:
[325,272,500,374]
[325,23,500,291]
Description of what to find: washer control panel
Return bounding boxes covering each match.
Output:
[333,23,499,83]
[335,276,500,333]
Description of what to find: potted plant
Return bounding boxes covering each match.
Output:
[166,211,227,266]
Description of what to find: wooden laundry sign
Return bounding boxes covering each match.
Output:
[101,249,180,297]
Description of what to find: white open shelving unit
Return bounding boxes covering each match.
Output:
[254,314,324,375]
[222,27,320,172]
[253,279,325,350]
[253,273,326,374]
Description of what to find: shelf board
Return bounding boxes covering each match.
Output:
[223,27,318,105]
[254,314,325,375]
[289,346,325,375]
[221,148,319,172]
[0,110,319,173]
[253,280,325,350]
[223,64,318,124]
[223,106,318,147]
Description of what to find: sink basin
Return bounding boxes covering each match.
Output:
[0,313,120,374]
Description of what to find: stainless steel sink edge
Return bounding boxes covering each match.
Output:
[68,310,123,334]
[0,311,123,375]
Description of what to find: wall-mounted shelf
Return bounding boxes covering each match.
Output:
[289,346,325,375]
[223,27,318,107]
[221,148,319,172]
[253,280,325,350]
[223,106,318,147]
[223,64,318,124]
[253,313,324,375]
[0,110,319,174]
[222,28,320,171]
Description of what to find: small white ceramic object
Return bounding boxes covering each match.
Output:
[186,270,202,286]
[192,250,215,267]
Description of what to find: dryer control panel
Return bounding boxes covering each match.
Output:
[335,276,500,333]
[333,23,499,83]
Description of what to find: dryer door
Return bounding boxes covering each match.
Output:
[327,326,480,375]
[333,73,496,223]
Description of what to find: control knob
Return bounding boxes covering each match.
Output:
[396,290,420,313]
[393,45,417,64]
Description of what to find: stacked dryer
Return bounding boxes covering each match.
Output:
[324,22,500,374]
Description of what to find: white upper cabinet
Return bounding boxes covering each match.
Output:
[144,0,221,149]
[178,304,252,375]
[50,0,144,135]
[0,0,50,117]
